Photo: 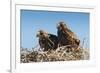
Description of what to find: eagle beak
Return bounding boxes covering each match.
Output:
[36,34,39,37]
[36,31,40,37]
[57,23,60,29]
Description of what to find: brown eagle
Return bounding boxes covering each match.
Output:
[57,22,80,47]
[36,30,58,51]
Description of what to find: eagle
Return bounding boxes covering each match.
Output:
[57,22,80,47]
[36,30,58,51]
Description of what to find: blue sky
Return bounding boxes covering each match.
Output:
[20,10,90,49]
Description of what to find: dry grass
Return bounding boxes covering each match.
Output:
[21,45,89,63]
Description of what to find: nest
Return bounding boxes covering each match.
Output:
[21,46,89,63]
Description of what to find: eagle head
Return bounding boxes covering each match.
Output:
[57,22,67,31]
[36,30,49,38]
